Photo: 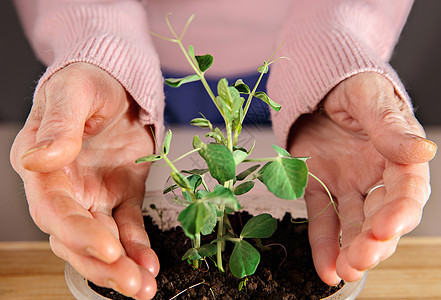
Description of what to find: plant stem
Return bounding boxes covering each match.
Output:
[157,14,227,124]
[242,67,267,123]
[216,204,225,273]
[161,153,180,175]
[308,172,349,222]
[201,177,210,192]
[193,233,201,268]
[226,122,233,152]
[172,147,201,163]
[241,41,286,123]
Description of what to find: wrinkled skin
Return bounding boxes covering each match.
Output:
[288,72,437,285]
[11,63,159,299]
[10,62,437,299]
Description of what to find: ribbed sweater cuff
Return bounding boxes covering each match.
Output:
[268,25,411,147]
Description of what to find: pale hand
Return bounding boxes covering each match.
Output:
[288,72,437,285]
[10,63,159,299]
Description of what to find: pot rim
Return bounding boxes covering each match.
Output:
[65,262,367,300]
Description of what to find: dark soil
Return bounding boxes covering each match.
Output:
[89,212,343,299]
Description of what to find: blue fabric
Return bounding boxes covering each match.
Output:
[163,72,270,126]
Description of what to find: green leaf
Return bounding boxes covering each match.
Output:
[233,149,248,165]
[271,144,291,157]
[229,240,260,278]
[165,74,200,87]
[196,189,209,199]
[190,117,212,129]
[162,129,172,155]
[195,54,214,73]
[263,158,308,199]
[231,96,245,122]
[236,164,260,181]
[256,162,272,184]
[182,248,201,261]
[233,122,243,145]
[199,143,236,182]
[211,232,235,244]
[257,63,269,74]
[192,135,203,149]
[202,185,241,211]
[163,182,178,194]
[233,181,255,196]
[206,131,222,144]
[187,174,203,192]
[233,146,247,152]
[240,213,277,238]
[135,154,162,163]
[178,202,211,239]
[171,172,191,191]
[201,202,217,235]
[233,79,250,94]
[198,243,217,258]
[217,78,234,110]
[254,91,281,111]
[181,168,209,176]
[183,190,192,203]
[188,45,198,67]
[238,279,247,291]
[206,128,226,144]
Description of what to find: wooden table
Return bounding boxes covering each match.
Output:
[1,237,440,300]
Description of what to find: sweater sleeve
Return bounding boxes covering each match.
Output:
[13,0,164,137]
[267,0,414,146]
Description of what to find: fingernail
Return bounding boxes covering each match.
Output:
[405,133,437,147]
[22,139,53,159]
[86,246,114,264]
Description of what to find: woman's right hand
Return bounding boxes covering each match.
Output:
[11,62,159,299]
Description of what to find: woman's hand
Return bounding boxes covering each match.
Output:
[11,63,159,299]
[288,72,437,285]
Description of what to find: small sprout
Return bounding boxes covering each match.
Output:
[149,204,164,230]
[238,277,248,292]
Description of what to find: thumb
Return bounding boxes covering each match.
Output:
[362,95,436,164]
[21,81,88,172]
[325,73,437,165]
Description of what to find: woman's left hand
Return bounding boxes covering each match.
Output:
[288,72,437,285]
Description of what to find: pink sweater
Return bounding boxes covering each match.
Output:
[14,0,413,146]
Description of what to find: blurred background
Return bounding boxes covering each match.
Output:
[1,0,440,241]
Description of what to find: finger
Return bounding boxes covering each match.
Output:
[357,88,436,164]
[370,162,430,240]
[305,183,342,286]
[343,229,400,272]
[50,236,147,298]
[114,200,160,277]
[135,267,158,300]
[20,82,87,172]
[325,73,437,164]
[369,112,437,164]
[336,191,365,248]
[20,64,128,173]
[26,171,123,264]
[335,247,365,282]
[341,180,398,274]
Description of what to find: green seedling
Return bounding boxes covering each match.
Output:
[137,14,333,281]
[148,204,164,230]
